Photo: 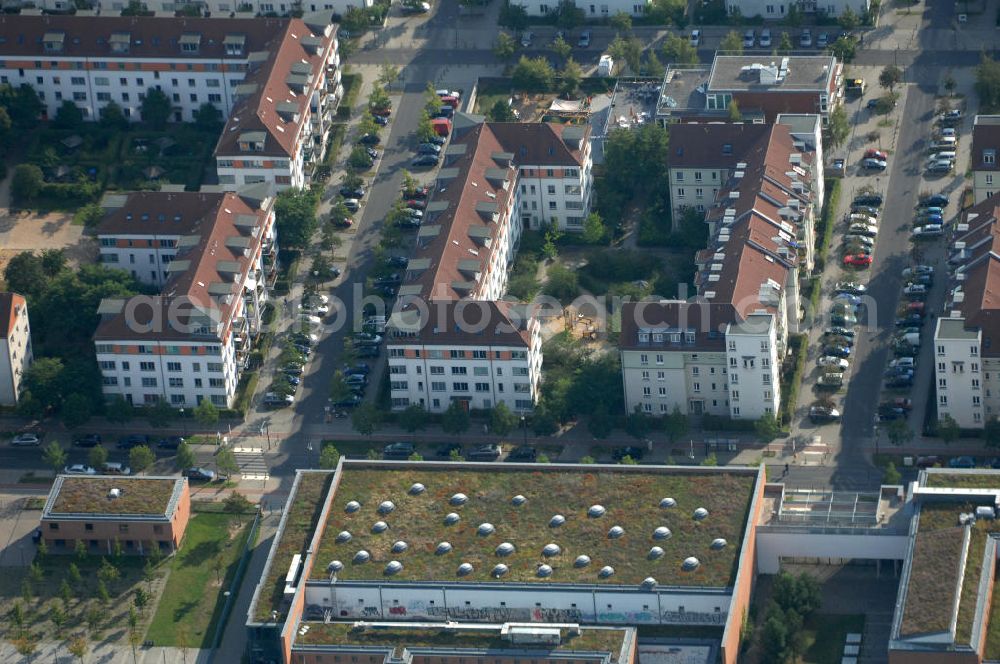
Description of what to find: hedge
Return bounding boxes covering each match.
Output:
[232,371,260,417]
[779,333,808,426]
[702,414,756,432]
[813,178,840,273]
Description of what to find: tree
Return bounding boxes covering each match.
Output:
[88,445,108,470]
[543,228,560,260]
[944,74,957,95]
[319,444,341,469]
[754,413,781,442]
[175,441,196,471]
[416,110,437,144]
[442,401,470,435]
[193,102,222,130]
[884,461,901,484]
[194,399,220,427]
[978,57,1000,110]
[648,0,686,24]
[778,32,793,54]
[74,539,87,562]
[588,406,613,439]
[129,445,155,474]
[491,402,518,436]
[340,6,369,33]
[10,163,43,204]
[146,398,174,429]
[42,440,67,475]
[351,403,382,436]
[986,417,1000,448]
[720,30,744,55]
[701,453,718,466]
[348,145,373,171]
[555,0,584,29]
[0,84,42,133]
[727,99,741,122]
[626,405,652,441]
[609,11,632,34]
[532,403,560,436]
[127,608,141,663]
[98,559,120,586]
[828,105,850,148]
[53,100,84,130]
[543,261,580,302]
[498,1,528,31]
[512,56,555,92]
[830,35,857,63]
[68,562,82,585]
[759,612,788,663]
[879,64,903,92]
[377,62,400,89]
[105,395,134,423]
[772,571,822,617]
[223,492,253,525]
[494,32,518,64]
[580,455,595,464]
[560,58,584,97]
[646,51,665,79]
[609,35,642,74]
[661,35,699,65]
[99,100,128,130]
[487,99,517,122]
[937,414,960,444]
[140,87,172,129]
[274,188,319,249]
[838,5,860,29]
[887,419,914,446]
[551,34,572,62]
[664,406,689,444]
[396,404,427,433]
[329,370,353,404]
[582,212,606,244]
[62,393,93,429]
[67,633,89,663]
[216,447,239,478]
[368,84,391,113]
[408,451,424,461]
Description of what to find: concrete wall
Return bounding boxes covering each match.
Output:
[720,466,765,664]
[755,530,909,574]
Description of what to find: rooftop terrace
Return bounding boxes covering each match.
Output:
[295,622,631,659]
[312,464,759,587]
[45,476,183,517]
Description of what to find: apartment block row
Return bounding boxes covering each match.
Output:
[515,0,867,18]
[0,292,32,406]
[93,187,276,408]
[385,117,593,414]
[934,193,1000,429]
[620,117,823,420]
[0,13,342,188]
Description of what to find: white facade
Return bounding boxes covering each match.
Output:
[933,317,987,429]
[725,0,869,18]
[725,314,781,420]
[516,0,649,17]
[516,145,593,232]
[756,529,908,574]
[0,294,32,406]
[99,233,180,288]
[387,318,543,413]
[621,349,730,417]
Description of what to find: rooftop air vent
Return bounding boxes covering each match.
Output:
[588,505,606,518]
[682,557,700,571]
[575,555,591,568]
[444,512,461,525]
[512,495,527,506]
[649,546,665,560]
[378,501,395,514]
[327,560,343,573]
[108,488,122,499]
[335,531,352,543]
[409,483,426,495]
[608,526,625,539]
[457,562,474,576]
[660,497,677,509]
[451,493,469,506]
[372,521,388,533]
[496,542,516,556]
[641,577,658,589]
[477,523,496,536]
[693,507,709,521]
[598,566,615,579]
[392,541,409,553]
[542,543,561,557]
[653,526,672,540]
[385,560,403,575]
[345,501,361,513]
[537,564,553,578]
[711,538,728,550]
[436,542,453,555]
[492,564,509,578]
[549,514,566,527]
[353,550,370,564]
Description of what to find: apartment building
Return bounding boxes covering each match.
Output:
[971,115,1000,205]
[657,55,841,125]
[214,14,342,189]
[0,292,32,406]
[515,0,649,17]
[99,0,372,15]
[725,0,869,19]
[93,187,276,408]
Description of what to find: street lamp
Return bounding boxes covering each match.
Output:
[179,408,187,438]
[520,415,528,447]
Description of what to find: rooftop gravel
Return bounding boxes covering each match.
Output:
[48,476,179,516]
[312,465,757,587]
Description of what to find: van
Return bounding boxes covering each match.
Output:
[101,462,131,475]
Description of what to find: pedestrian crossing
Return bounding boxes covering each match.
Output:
[233,446,269,481]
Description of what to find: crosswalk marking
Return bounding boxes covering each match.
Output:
[234,447,269,481]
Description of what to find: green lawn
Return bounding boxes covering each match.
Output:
[801,614,864,664]
[146,512,253,648]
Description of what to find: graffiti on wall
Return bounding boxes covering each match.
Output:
[661,610,727,625]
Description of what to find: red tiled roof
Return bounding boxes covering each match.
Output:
[0,292,26,338]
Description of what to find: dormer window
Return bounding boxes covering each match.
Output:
[238,131,266,152]
[43,31,65,53]
[223,34,246,56]
[110,32,131,54]
[179,33,202,53]
[985,149,996,166]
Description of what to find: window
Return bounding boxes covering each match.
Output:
[430,366,444,375]
[99,360,116,370]
[472,350,487,359]
[209,378,225,388]
[431,381,446,391]
[547,185,556,194]
[390,381,408,390]
[167,362,181,372]
[141,377,157,387]
[763,373,771,384]
[71,76,85,85]
[986,149,996,165]
[140,361,155,371]
[208,362,223,372]
[974,396,982,405]
[676,187,686,199]
[453,382,469,391]
[640,354,648,364]
[475,382,490,392]
[389,366,407,375]
[451,367,467,375]
[972,346,980,356]
[641,370,650,381]
[168,377,183,387]
[643,386,651,397]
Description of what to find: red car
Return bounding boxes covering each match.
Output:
[371,106,391,117]
[402,186,429,199]
[406,199,427,210]
[844,254,873,267]
[865,149,888,161]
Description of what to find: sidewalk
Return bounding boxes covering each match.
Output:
[0,641,210,663]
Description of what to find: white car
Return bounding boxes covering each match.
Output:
[844,234,874,246]
[939,127,957,138]
[11,433,41,446]
[303,303,330,315]
[847,213,877,225]
[759,29,772,48]
[311,293,330,304]
[435,89,461,99]
[890,357,916,368]
[903,283,927,295]
[848,223,878,237]
[818,356,850,370]
[689,29,701,46]
[63,464,97,475]
[298,314,322,325]
[912,224,943,237]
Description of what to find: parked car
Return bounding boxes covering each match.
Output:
[436,442,463,458]
[117,434,150,449]
[903,265,934,277]
[689,29,700,47]
[825,326,856,338]
[864,148,888,161]
[11,433,41,446]
[156,436,185,449]
[863,158,887,171]
[759,28,772,48]
[520,31,533,47]
[343,198,361,212]
[612,446,645,461]
[101,462,131,476]
[919,194,949,207]
[831,314,858,327]
[263,392,295,407]
[853,193,884,207]
[851,205,880,217]
[816,32,828,48]
[809,405,841,422]
[824,345,851,358]
[915,455,942,469]
[466,444,502,461]
[412,154,440,167]
[578,30,592,47]
[817,373,844,387]
[340,185,365,198]
[927,159,954,173]
[385,255,409,267]
[332,394,364,408]
[383,442,416,460]
[903,283,927,296]
[818,356,850,370]
[848,223,878,237]
[63,464,97,475]
[183,467,217,481]
[344,363,371,376]
[406,198,428,210]
[844,254,873,267]
[833,293,863,306]
[506,446,538,462]
[743,29,755,48]
[844,235,874,248]
[799,28,812,47]
[358,133,381,145]
[912,224,944,238]
[418,143,442,155]
[73,433,102,447]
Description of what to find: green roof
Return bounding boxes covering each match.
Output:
[312,465,757,587]
[46,476,181,517]
[924,472,1000,490]
[295,622,629,657]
